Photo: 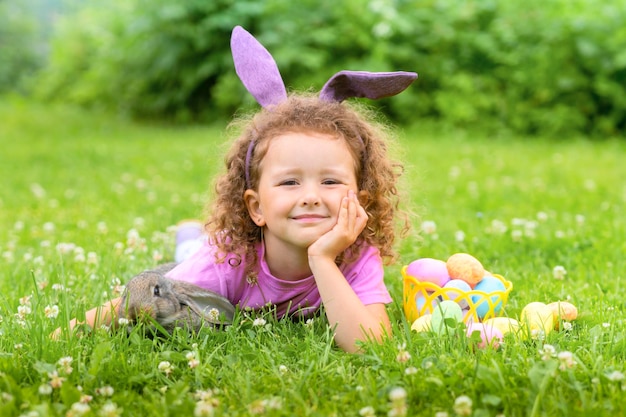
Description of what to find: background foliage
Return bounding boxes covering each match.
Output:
[4,0,626,135]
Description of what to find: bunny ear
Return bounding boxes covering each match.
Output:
[171,280,236,324]
[319,70,418,103]
[231,25,288,107]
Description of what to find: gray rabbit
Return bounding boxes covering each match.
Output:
[119,263,235,334]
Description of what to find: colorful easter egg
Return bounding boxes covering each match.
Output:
[415,292,438,314]
[443,279,472,309]
[411,314,432,333]
[406,258,451,287]
[446,253,485,287]
[520,302,554,338]
[466,322,503,349]
[430,300,464,335]
[547,301,578,328]
[483,317,522,337]
[470,275,506,319]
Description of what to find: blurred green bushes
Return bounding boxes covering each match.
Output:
[0,0,43,94]
[6,0,626,136]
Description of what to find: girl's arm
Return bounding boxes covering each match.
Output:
[52,297,122,339]
[308,256,392,352]
[308,190,392,353]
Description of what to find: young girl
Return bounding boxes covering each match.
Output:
[60,27,417,353]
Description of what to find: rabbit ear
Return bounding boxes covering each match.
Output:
[231,25,287,108]
[170,280,236,324]
[319,70,418,103]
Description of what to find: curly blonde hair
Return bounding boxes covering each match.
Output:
[205,94,409,279]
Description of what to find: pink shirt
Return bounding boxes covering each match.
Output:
[165,240,392,318]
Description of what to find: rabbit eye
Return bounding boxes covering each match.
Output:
[153,285,160,297]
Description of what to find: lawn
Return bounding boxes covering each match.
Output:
[1,98,625,417]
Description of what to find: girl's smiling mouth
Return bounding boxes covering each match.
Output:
[291,214,328,222]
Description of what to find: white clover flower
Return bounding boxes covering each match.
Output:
[453,395,473,417]
[48,371,65,389]
[575,214,586,225]
[17,305,31,319]
[278,365,288,375]
[117,318,130,327]
[557,351,576,370]
[388,387,407,402]
[553,266,567,280]
[52,283,66,291]
[435,412,449,417]
[359,406,376,417]
[562,322,573,331]
[420,221,437,235]
[58,356,73,374]
[194,401,215,417]
[69,402,91,416]
[536,211,549,221]
[19,295,32,306]
[80,394,93,404]
[87,252,99,265]
[98,402,123,417]
[97,222,108,234]
[43,222,55,233]
[96,386,115,397]
[539,344,556,360]
[511,229,523,241]
[454,230,466,242]
[158,361,173,376]
[602,322,610,328]
[607,371,625,382]
[38,383,53,395]
[206,308,220,322]
[186,352,200,369]
[45,305,59,319]
[252,317,267,327]
[404,366,418,375]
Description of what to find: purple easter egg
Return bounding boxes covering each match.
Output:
[406,258,450,287]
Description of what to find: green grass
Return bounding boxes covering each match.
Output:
[1,98,625,417]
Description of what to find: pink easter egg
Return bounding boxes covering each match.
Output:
[466,322,503,349]
[406,258,450,287]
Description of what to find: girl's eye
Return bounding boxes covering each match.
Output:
[322,179,340,185]
[279,179,298,186]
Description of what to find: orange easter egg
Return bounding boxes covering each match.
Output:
[446,253,485,287]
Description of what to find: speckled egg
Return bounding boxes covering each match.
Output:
[446,253,485,288]
[520,302,554,338]
[466,322,503,349]
[470,275,506,319]
[411,314,432,333]
[406,258,451,287]
[431,300,464,335]
[547,301,578,329]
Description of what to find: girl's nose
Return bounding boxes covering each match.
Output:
[301,184,320,206]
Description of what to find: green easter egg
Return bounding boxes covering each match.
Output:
[430,300,464,335]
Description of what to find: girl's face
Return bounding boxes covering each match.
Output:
[244,131,359,254]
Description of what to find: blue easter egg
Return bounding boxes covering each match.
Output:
[443,279,472,309]
[415,292,437,314]
[471,275,506,319]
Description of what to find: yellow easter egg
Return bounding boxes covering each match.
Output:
[547,301,578,328]
[520,302,554,338]
[411,314,433,333]
[483,317,522,337]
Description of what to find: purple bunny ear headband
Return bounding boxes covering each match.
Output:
[231,25,418,188]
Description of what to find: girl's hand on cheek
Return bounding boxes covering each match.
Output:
[308,190,368,260]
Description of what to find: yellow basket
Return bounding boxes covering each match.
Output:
[402,265,513,323]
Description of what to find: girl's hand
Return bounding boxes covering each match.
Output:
[308,190,368,260]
